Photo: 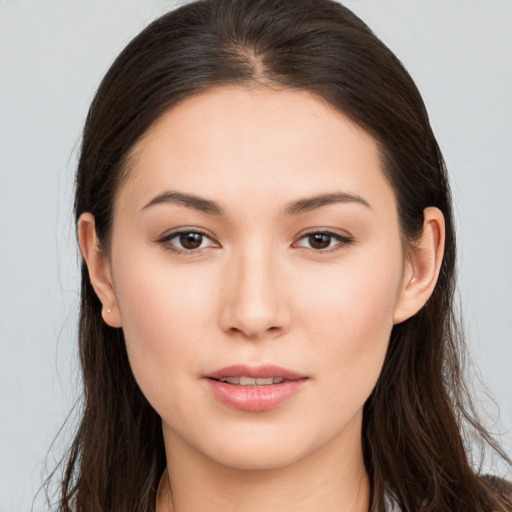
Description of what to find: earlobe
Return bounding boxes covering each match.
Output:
[393,207,445,324]
[77,213,122,328]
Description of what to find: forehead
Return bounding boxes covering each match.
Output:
[117,86,395,215]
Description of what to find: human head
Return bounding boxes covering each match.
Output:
[71,0,460,510]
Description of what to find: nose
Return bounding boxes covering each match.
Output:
[219,247,290,340]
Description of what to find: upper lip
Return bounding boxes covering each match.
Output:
[204,365,306,381]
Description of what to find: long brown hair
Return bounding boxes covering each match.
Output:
[50,0,511,510]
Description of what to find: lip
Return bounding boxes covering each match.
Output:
[203,365,308,412]
[205,364,305,381]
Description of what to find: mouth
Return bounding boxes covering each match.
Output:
[203,365,308,412]
[216,376,286,385]
[205,364,305,382]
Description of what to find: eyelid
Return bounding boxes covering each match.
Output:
[292,228,354,251]
[156,226,353,255]
[157,227,220,254]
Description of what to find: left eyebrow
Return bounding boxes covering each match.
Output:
[284,192,372,215]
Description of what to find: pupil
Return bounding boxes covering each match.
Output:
[309,233,331,249]
[180,232,202,249]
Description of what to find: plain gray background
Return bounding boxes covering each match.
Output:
[1,1,511,510]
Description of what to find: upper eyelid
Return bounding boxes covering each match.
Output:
[292,229,354,251]
[159,227,212,240]
[157,227,353,247]
[294,227,353,240]
[157,229,219,255]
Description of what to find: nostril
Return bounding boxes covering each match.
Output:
[227,324,281,339]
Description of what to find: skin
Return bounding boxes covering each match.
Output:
[79,86,445,512]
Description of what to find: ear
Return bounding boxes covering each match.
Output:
[393,207,445,324]
[77,213,122,328]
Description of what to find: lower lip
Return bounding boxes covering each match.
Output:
[204,378,307,412]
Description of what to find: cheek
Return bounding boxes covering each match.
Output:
[298,253,401,331]
[293,248,403,393]
[112,254,218,396]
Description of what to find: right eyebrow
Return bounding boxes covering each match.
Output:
[140,191,224,215]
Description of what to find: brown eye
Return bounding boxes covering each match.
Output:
[159,229,217,254]
[179,232,203,249]
[295,230,353,252]
[308,233,332,250]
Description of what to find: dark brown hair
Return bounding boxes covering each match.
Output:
[51,0,511,510]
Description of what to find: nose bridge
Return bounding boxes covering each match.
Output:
[220,240,287,338]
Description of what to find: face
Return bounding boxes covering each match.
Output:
[106,86,409,470]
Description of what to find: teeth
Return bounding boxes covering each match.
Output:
[255,377,274,385]
[223,377,241,385]
[219,376,285,385]
[240,376,257,385]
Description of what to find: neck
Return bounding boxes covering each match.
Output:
[157,419,370,512]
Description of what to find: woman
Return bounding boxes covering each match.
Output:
[52,0,511,510]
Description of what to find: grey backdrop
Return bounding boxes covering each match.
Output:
[1,1,511,510]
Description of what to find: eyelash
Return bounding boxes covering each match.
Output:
[293,230,354,252]
[158,228,218,255]
[158,229,353,255]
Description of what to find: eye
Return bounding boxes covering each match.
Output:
[159,229,218,254]
[294,231,353,251]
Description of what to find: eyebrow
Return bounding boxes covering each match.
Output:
[284,192,372,215]
[141,190,371,216]
[141,191,224,215]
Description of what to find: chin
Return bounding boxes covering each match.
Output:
[206,441,313,472]
[165,418,319,472]
[190,418,355,473]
